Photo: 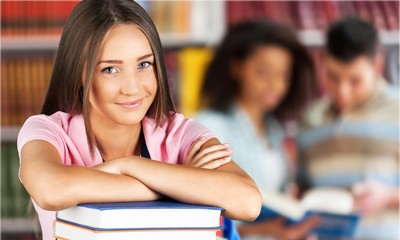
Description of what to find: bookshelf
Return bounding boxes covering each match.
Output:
[298,29,400,46]
[1,217,37,233]
[1,127,20,142]
[3,29,399,51]
[1,34,215,51]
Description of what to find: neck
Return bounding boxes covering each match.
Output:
[237,97,265,136]
[91,112,141,161]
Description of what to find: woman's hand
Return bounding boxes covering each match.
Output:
[186,137,234,169]
[352,181,399,215]
[92,159,125,175]
[238,216,320,240]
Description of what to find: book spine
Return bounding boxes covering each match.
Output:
[323,1,340,23]
[369,1,387,30]
[8,60,16,126]
[354,1,372,22]
[1,143,14,217]
[1,59,9,126]
[296,1,316,30]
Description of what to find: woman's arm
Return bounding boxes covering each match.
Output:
[19,140,160,211]
[118,138,262,221]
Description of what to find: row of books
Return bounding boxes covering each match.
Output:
[165,48,213,117]
[1,56,54,126]
[54,201,225,240]
[1,1,78,36]
[1,1,199,37]
[227,1,399,31]
[146,1,190,35]
[1,142,31,218]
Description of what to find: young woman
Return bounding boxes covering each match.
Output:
[17,1,261,239]
[196,20,320,239]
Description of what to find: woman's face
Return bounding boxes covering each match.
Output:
[90,24,157,126]
[236,45,292,112]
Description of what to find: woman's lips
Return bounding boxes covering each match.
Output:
[116,98,144,109]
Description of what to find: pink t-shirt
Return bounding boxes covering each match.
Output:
[17,111,215,240]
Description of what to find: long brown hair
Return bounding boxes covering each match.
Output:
[41,0,175,152]
[201,20,317,120]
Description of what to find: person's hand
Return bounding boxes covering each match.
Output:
[352,181,399,215]
[92,159,125,175]
[185,137,234,169]
[276,216,320,240]
[238,216,320,240]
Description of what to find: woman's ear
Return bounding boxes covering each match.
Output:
[373,49,385,76]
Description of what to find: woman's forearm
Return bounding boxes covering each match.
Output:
[34,166,158,211]
[21,140,160,211]
[120,156,262,221]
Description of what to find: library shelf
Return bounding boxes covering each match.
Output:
[3,30,398,51]
[1,217,37,233]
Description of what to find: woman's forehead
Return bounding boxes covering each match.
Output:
[99,24,153,61]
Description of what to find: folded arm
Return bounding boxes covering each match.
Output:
[20,140,160,210]
[117,138,262,221]
[20,138,262,221]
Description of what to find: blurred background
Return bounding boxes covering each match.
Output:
[0,1,399,240]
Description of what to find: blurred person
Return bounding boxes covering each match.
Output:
[196,20,320,240]
[298,17,399,240]
[17,1,262,239]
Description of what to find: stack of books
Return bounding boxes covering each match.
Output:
[54,200,226,240]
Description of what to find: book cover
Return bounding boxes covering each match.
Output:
[57,200,222,230]
[178,48,212,117]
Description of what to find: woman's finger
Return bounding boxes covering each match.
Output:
[199,157,232,169]
[192,148,234,167]
[186,136,207,164]
[192,143,230,162]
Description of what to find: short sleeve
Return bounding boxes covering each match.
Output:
[17,115,65,161]
[177,118,216,165]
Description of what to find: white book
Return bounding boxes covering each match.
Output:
[259,187,361,238]
[54,220,219,240]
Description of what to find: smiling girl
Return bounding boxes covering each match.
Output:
[17,1,262,239]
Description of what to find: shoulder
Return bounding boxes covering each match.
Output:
[195,109,231,122]
[17,111,81,155]
[194,109,233,129]
[18,112,73,140]
[20,111,74,131]
[194,109,234,139]
[382,84,399,108]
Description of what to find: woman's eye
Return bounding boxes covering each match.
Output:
[101,67,118,74]
[138,61,153,69]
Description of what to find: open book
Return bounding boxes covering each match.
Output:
[258,188,361,238]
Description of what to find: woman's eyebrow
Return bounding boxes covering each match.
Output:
[137,53,154,61]
[97,54,154,65]
[97,60,123,65]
